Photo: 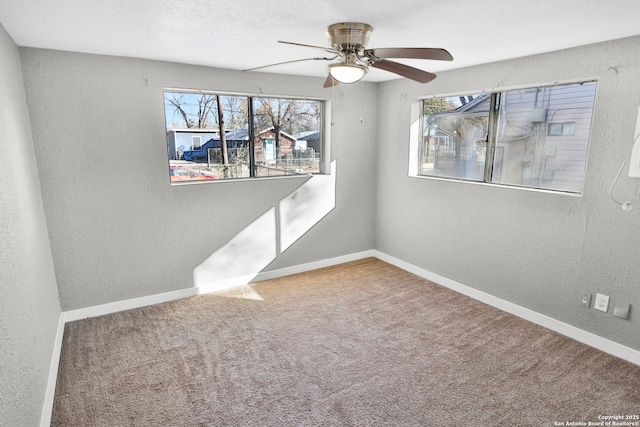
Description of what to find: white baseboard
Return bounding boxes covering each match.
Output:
[40,315,65,427]
[373,250,640,367]
[62,250,378,323]
[254,250,379,283]
[63,287,200,323]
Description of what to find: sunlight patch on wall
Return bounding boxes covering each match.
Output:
[192,160,337,299]
[280,160,336,252]
[408,101,422,176]
[193,207,277,294]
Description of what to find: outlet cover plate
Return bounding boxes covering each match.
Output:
[613,303,630,319]
[581,293,591,308]
[595,293,609,312]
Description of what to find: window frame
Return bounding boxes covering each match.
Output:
[409,80,597,195]
[164,88,331,184]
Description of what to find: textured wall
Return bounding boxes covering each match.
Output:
[0,24,61,426]
[376,36,640,351]
[19,49,377,311]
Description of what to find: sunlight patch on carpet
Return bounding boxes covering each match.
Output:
[210,284,265,301]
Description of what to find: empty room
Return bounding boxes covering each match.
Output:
[2,1,640,425]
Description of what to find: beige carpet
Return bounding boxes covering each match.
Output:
[51,258,640,426]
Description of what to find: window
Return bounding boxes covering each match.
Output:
[191,136,202,150]
[164,91,325,182]
[417,81,597,193]
[548,122,575,136]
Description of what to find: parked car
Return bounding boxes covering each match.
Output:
[170,166,221,182]
[182,151,206,161]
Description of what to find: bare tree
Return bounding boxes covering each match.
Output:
[164,93,217,129]
[224,96,248,130]
[254,98,319,156]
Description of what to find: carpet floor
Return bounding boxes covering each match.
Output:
[51,258,640,426]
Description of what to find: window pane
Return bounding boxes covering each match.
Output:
[253,97,322,177]
[421,95,489,181]
[562,122,575,136]
[192,136,202,150]
[548,123,563,136]
[490,82,596,193]
[164,92,250,181]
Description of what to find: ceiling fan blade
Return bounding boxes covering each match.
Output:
[365,47,453,61]
[278,40,340,55]
[323,75,339,88]
[370,59,437,83]
[243,56,336,73]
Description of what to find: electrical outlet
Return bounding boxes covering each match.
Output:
[581,293,591,308]
[594,293,609,312]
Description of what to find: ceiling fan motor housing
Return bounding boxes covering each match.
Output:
[326,22,373,50]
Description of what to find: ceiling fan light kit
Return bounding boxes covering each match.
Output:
[245,22,453,87]
[326,52,368,84]
[327,62,368,84]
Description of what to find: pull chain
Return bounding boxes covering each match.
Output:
[360,80,364,123]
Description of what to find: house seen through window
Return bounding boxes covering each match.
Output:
[164,91,324,183]
[418,81,597,193]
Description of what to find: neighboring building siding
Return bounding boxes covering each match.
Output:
[543,83,597,192]
[254,129,296,164]
[494,83,596,192]
[439,82,596,192]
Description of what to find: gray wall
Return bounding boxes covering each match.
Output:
[376,35,640,351]
[19,48,378,311]
[0,25,61,425]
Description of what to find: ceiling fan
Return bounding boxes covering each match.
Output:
[243,22,453,88]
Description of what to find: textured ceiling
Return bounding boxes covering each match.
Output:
[2,0,640,82]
